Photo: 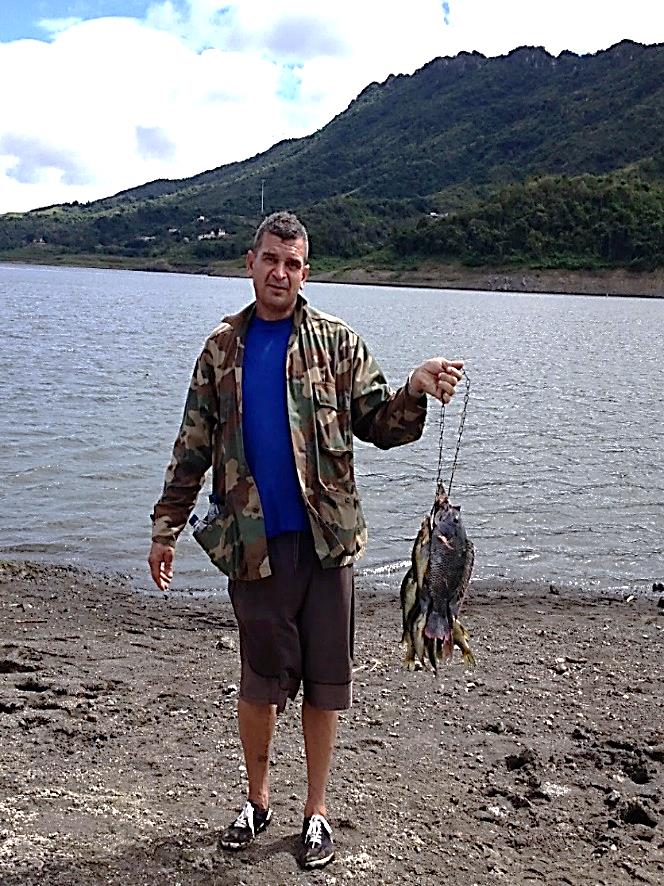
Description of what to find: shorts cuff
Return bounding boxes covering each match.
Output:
[239,669,300,714]
[303,680,353,710]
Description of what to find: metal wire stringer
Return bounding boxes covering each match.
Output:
[435,368,471,499]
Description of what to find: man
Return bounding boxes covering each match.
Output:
[148,211,463,870]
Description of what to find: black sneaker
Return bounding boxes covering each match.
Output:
[218,800,272,850]
[297,813,335,869]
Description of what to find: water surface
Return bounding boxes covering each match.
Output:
[1,263,662,594]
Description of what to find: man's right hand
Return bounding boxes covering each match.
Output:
[148,542,175,590]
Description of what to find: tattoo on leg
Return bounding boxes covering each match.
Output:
[257,753,269,764]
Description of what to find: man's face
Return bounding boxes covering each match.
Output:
[246,232,309,321]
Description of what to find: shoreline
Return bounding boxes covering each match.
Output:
[312,263,664,298]
[1,255,662,298]
[1,558,662,885]
[0,550,657,603]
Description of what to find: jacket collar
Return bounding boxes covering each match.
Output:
[223,292,308,339]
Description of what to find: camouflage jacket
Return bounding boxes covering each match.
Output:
[151,295,427,580]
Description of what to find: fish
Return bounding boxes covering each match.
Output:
[399,567,419,669]
[400,516,430,670]
[400,482,475,671]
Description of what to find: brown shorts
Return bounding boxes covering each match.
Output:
[228,531,354,713]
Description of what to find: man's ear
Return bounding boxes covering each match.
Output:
[302,263,310,284]
[246,250,255,273]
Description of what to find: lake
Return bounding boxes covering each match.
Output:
[1,263,662,595]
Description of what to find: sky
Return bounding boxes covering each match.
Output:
[0,1,662,213]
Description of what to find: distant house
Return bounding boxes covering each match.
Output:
[197,229,228,241]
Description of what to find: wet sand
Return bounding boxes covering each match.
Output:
[1,559,663,885]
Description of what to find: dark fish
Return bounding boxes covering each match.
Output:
[400,482,475,671]
[423,484,474,657]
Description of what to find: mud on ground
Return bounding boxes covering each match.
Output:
[1,560,663,885]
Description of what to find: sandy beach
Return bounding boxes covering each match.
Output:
[1,559,663,886]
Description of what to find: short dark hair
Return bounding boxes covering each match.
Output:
[253,211,309,261]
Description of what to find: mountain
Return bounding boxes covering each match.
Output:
[0,39,662,268]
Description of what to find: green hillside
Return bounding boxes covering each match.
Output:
[393,169,664,270]
[0,39,662,270]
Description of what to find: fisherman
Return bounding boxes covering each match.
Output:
[148,210,463,870]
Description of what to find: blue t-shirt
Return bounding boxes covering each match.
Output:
[241,315,309,539]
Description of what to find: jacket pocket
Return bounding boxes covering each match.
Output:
[191,509,233,576]
[313,382,351,453]
[313,382,355,496]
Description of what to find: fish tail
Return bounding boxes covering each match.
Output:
[452,619,476,669]
[425,636,438,673]
[441,635,454,661]
[411,611,427,666]
[401,632,421,671]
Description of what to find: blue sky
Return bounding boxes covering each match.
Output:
[0,1,662,212]
[0,1,151,41]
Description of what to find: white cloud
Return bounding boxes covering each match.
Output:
[447,0,661,56]
[0,15,292,211]
[0,0,661,212]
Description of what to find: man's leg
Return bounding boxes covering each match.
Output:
[296,546,352,867]
[238,698,277,810]
[218,698,277,850]
[302,701,338,817]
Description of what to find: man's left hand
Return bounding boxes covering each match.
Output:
[407,358,464,404]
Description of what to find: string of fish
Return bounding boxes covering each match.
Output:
[398,368,476,672]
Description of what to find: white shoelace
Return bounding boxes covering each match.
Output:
[233,802,255,835]
[305,814,329,848]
